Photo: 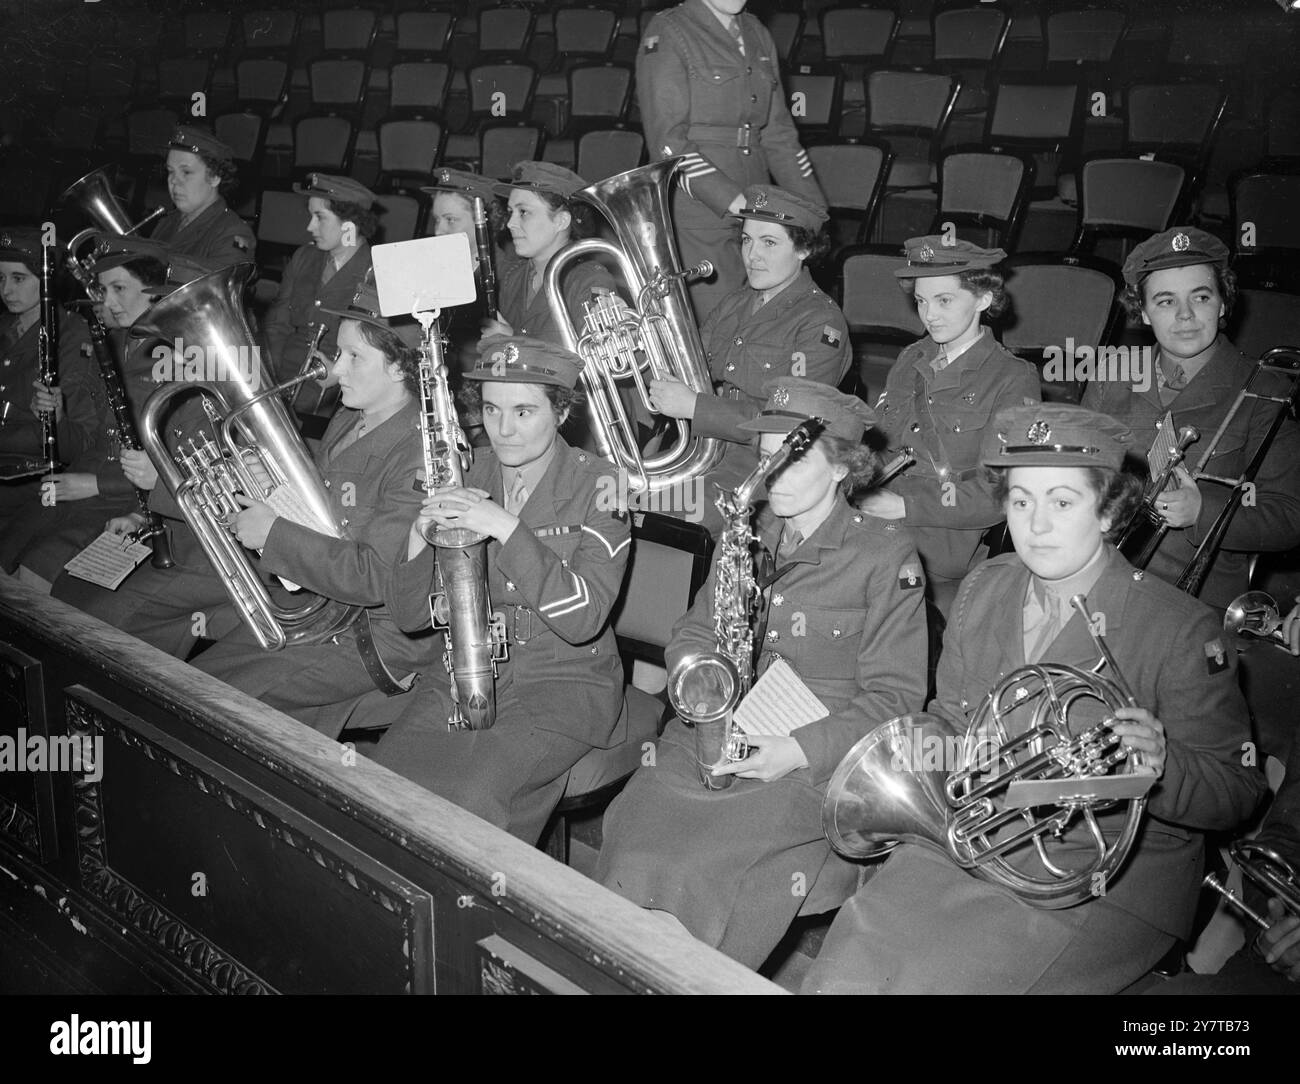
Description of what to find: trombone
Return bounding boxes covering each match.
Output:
[1223,590,1296,651]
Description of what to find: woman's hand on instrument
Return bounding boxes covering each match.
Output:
[46,472,98,502]
[423,486,519,544]
[30,380,64,421]
[119,448,158,491]
[646,377,696,420]
[106,512,148,536]
[858,489,906,520]
[1281,598,1300,656]
[238,449,274,495]
[231,493,277,550]
[480,315,515,341]
[711,734,809,783]
[1157,465,1202,529]
[1110,706,1167,778]
[1258,900,1300,982]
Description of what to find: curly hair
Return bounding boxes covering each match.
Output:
[350,320,422,398]
[458,379,587,431]
[818,432,882,498]
[899,266,1008,319]
[326,198,380,242]
[989,465,1144,540]
[118,256,171,289]
[197,152,238,197]
[524,189,600,239]
[1120,263,1237,324]
[782,223,833,266]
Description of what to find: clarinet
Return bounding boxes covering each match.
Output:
[471,196,499,319]
[82,311,174,568]
[37,243,62,478]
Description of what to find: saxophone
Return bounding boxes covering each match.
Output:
[415,317,508,730]
[667,418,826,789]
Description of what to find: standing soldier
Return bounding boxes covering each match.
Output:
[637,0,825,321]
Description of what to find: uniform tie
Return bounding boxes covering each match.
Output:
[320,258,338,286]
[727,15,745,54]
[930,343,950,373]
[1022,578,1063,664]
[506,473,529,514]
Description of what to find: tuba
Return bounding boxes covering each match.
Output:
[61,167,165,270]
[668,418,825,790]
[823,594,1152,909]
[413,313,508,730]
[135,263,361,651]
[543,159,724,494]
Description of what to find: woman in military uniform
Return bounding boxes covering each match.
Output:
[190,276,432,736]
[260,173,377,424]
[148,126,256,268]
[637,0,825,320]
[371,336,631,846]
[0,238,170,586]
[1082,226,1300,610]
[860,236,1041,617]
[597,380,928,969]
[646,185,851,534]
[804,403,1266,995]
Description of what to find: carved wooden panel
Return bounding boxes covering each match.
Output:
[0,642,57,862]
[66,687,435,994]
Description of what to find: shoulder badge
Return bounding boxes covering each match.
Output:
[644,35,659,53]
[898,561,924,590]
[1205,638,1229,675]
[821,325,842,347]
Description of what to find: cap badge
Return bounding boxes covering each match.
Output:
[0,234,9,248]
[1172,232,1190,252]
[438,168,450,183]
[1026,419,1052,445]
[490,343,521,368]
[918,243,935,262]
[753,190,769,210]
[772,385,790,406]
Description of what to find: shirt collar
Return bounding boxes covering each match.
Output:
[1026,539,1108,609]
[501,436,559,498]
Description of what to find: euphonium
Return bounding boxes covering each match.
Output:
[1204,839,1300,931]
[413,314,507,730]
[668,418,825,790]
[824,595,1151,909]
[135,264,361,651]
[60,166,165,242]
[543,158,724,494]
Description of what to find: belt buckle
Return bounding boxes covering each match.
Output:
[738,123,752,155]
[512,606,532,645]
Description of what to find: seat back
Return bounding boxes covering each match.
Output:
[568,63,634,128]
[1077,156,1186,234]
[322,8,379,54]
[611,512,714,661]
[481,124,545,180]
[819,6,898,64]
[479,6,538,58]
[395,10,458,56]
[808,141,892,246]
[554,6,621,64]
[932,1,1011,65]
[576,128,646,183]
[1044,6,1126,67]
[787,65,844,141]
[256,187,309,248]
[235,58,290,108]
[183,11,233,56]
[126,107,179,158]
[378,119,445,181]
[934,148,1034,249]
[309,58,369,111]
[240,10,300,55]
[768,12,805,67]
[373,192,425,244]
[837,245,925,339]
[1266,87,1300,161]
[467,62,539,124]
[214,112,267,166]
[999,257,1118,358]
[389,61,452,115]
[293,115,356,174]
[1231,171,1300,255]
[1230,288,1300,361]
[1124,81,1227,172]
[985,80,1083,155]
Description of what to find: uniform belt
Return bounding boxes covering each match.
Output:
[351,609,416,696]
[713,380,745,400]
[687,123,753,151]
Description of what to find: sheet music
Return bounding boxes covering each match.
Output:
[265,482,334,535]
[64,532,152,589]
[734,657,829,737]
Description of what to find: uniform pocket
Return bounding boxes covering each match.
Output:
[784,606,867,681]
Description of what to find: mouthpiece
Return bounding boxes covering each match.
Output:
[685,260,714,282]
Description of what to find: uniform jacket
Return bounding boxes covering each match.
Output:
[668,498,928,786]
[1081,335,1300,609]
[260,242,373,386]
[1247,730,1300,914]
[386,438,631,747]
[875,330,1040,580]
[637,0,821,218]
[149,197,257,267]
[0,310,94,460]
[256,399,432,673]
[934,545,1267,937]
[496,255,616,346]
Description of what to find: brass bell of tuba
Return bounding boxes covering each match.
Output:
[61,167,166,272]
[135,263,361,651]
[823,595,1151,909]
[543,158,725,494]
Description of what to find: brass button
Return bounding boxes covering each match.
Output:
[504,580,516,592]
[772,593,784,606]
[733,336,743,346]
[952,422,961,433]
[831,629,842,638]
[910,422,920,432]
[323,479,331,487]
[767,630,779,641]
[725,363,736,372]
[852,514,862,523]
[590,646,599,655]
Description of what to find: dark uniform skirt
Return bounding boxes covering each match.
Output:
[596,716,858,969]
